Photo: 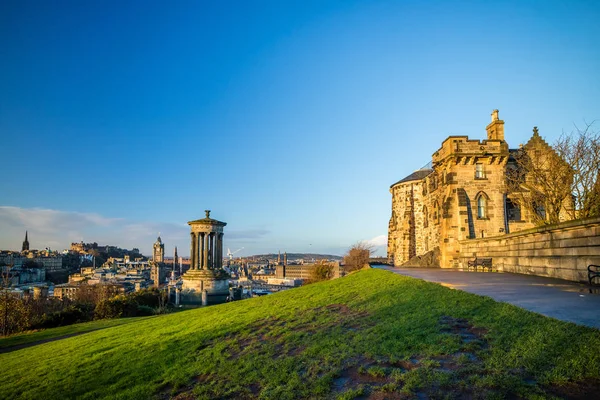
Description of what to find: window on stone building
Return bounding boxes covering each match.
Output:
[434,201,440,224]
[535,202,546,220]
[423,206,428,227]
[506,199,521,221]
[475,163,485,179]
[476,194,488,219]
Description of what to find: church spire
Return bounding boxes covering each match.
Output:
[22,231,30,252]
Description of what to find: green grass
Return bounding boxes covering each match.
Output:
[1,268,599,399]
[0,317,152,350]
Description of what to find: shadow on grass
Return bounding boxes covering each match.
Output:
[0,317,151,354]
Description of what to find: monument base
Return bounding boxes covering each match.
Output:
[180,269,230,305]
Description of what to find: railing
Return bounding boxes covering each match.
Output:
[588,265,600,286]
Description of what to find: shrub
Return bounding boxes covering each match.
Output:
[94,296,138,320]
[136,305,155,316]
[37,304,92,329]
[310,260,335,283]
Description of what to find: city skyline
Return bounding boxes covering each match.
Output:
[1,1,599,257]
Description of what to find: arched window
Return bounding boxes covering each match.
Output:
[476,193,488,219]
[423,206,429,228]
[434,201,440,224]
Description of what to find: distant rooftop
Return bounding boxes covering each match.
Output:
[390,168,433,188]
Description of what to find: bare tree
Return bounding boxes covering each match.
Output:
[506,128,574,225]
[555,122,600,219]
[0,264,11,336]
[343,242,373,272]
[0,264,30,336]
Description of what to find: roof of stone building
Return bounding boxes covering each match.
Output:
[188,210,227,226]
[523,126,553,150]
[390,168,433,188]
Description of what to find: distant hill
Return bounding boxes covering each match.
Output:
[248,253,342,261]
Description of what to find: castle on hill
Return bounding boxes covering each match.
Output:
[387,110,571,268]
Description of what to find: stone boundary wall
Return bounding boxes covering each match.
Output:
[458,216,600,282]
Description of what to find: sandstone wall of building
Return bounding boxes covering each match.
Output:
[388,110,580,271]
[458,216,600,282]
[388,183,415,265]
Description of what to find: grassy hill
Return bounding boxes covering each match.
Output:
[1,269,599,399]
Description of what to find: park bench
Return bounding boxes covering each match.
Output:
[588,265,600,286]
[468,258,492,268]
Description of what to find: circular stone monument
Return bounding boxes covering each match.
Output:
[180,210,229,305]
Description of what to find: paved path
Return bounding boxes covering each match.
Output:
[378,266,600,329]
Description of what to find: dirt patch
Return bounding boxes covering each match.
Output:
[159,374,262,400]
[331,357,406,398]
[157,374,211,400]
[439,315,488,354]
[218,304,369,361]
[545,378,600,400]
[158,304,371,398]
[378,359,419,372]
[366,392,408,400]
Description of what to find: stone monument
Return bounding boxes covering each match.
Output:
[180,210,229,305]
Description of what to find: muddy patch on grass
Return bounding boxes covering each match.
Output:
[544,378,600,400]
[157,374,211,400]
[158,374,260,400]
[331,357,405,398]
[329,317,492,399]
[218,304,371,361]
[439,316,488,346]
[439,315,488,361]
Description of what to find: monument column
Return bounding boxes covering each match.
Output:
[200,233,205,269]
[215,233,221,268]
[200,233,207,269]
[190,232,196,270]
[210,232,214,269]
[203,232,209,270]
[207,233,212,269]
[198,233,202,269]
[218,233,223,269]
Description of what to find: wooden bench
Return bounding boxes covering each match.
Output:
[588,265,600,286]
[468,258,492,268]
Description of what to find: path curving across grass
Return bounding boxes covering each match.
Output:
[1,269,599,399]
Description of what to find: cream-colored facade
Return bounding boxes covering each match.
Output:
[388,110,563,267]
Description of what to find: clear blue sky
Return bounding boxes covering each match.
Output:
[1,0,599,257]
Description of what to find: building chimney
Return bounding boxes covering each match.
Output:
[486,109,505,141]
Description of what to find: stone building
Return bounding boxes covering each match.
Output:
[388,110,567,268]
[150,262,165,287]
[153,235,165,263]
